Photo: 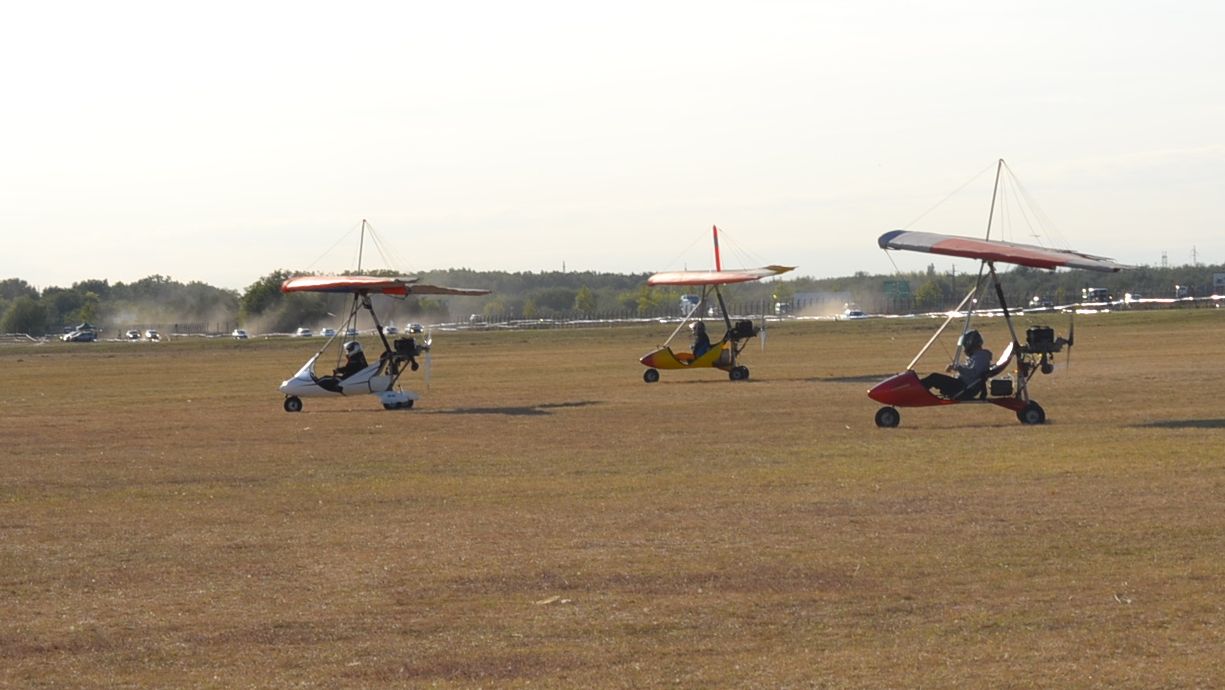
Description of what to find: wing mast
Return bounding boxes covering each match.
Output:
[955,159,1005,364]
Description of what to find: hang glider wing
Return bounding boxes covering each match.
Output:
[648,265,795,286]
[280,275,489,296]
[878,230,1125,272]
[401,284,491,296]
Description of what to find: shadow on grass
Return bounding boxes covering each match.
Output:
[433,400,604,417]
[1134,418,1225,429]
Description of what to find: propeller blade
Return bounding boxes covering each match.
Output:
[1065,314,1074,373]
[424,328,433,388]
[760,315,767,351]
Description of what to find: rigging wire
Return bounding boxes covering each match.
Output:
[656,229,709,272]
[1002,161,1072,251]
[714,226,768,270]
[302,221,363,274]
[901,160,996,229]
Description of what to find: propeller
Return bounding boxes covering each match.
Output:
[759,314,767,352]
[1064,313,1074,373]
[423,328,433,388]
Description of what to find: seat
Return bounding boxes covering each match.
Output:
[958,341,1015,400]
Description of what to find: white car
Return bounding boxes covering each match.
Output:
[409,323,424,334]
[295,327,313,337]
[232,329,249,339]
[344,327,358,338]
[384,324,398,335]
[125,329,141,340]
[319,327,336,338]
[144,329,161,341]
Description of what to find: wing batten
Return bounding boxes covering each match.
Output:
[879,230,1124,273]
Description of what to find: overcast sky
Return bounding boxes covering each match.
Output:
[3,1,1222,290]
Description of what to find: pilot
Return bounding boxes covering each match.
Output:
[920,329,992,399]
[334,341,369,380]
[691,321,712,358]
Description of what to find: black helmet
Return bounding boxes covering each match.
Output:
[959,330,983,350]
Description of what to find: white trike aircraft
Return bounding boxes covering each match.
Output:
[278,274,488,412]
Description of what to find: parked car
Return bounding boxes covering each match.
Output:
[125,329,141,340]
[295,327,313,337]
[232,329,249,339]
[61,330,97,343]
[409,323,424,334]
[344,327,358,338]
[383,324,398,336]
[319,327,336,338]
[144,329,161,341]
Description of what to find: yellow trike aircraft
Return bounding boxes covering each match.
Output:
[639,226,794,382]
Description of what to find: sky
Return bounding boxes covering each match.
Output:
[2,1,1223,291]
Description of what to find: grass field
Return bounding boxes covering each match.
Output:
[2,310,1223,688]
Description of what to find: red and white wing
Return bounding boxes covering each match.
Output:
[648,265,795,286]
[401,284,491,296]
[878,230,1124,272]
[281,275,489,296]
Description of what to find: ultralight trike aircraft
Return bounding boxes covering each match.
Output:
[277,220,490,412]
[277,274,489,412]
[867,229,1125,427]
[640,226,794,382]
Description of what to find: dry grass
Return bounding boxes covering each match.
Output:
[2,311,1223,688]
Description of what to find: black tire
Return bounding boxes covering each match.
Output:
[643,368,660,383]
[1017,401,1046,425]
[283,396,303,413]
[874,406,900,428]
[403,399,414,409]
[729,366,748,381]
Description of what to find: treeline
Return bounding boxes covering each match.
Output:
[0,275,238,336]
[3,261,1221,336]
[823,262,1225,313]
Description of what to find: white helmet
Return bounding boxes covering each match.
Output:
[343,341,362,355]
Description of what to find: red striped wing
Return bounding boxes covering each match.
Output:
[878,231,1124,272]
[648,265,795,286]
[280,275,490,296]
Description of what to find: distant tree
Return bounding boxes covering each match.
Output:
[240,271,292,320]
[634,285,663,315]
[72,278,111,299]
[1,296,48,335]
[482,299,508,319]
[913,279,947,311]
[0,278,38,301]
[574,286,597,313]
[522,298,538,318]
[531,287,577,314]
[76,291,101,324]
[40,287,83,327]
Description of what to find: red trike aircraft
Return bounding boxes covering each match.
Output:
[640,226,794,382]
[868,229,1125,426]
